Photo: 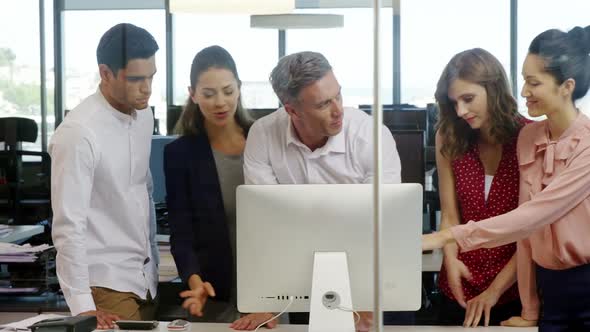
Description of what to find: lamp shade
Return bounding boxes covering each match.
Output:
[251,13,343,29]
[170,0,295,14]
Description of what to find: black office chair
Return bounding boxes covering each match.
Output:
[0,117,51,225]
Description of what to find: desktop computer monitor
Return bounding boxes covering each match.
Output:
[149,135,176,204]
[236,183,422,316]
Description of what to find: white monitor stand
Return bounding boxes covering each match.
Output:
[309,252,355,332]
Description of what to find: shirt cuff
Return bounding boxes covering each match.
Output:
[67,293,96,316]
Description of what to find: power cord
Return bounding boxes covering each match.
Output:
[253,296,294,332]
[321,291,361,324]
[336,306,361,324]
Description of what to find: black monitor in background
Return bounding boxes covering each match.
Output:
[390,129,425,186]
[359,104,424,128]
[249,108,277,120]
[358,103,437,147]
[150,135,176,204]
[166,105,183,135]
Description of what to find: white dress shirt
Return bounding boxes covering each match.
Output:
[49,89,158,316]
[244,107,401,184]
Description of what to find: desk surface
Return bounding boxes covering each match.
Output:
[0,225,44,243]
[0,314,536,332]
[156,323,535,331]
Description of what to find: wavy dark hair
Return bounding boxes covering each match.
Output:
[435,48,522,159]
[174,45,253,136]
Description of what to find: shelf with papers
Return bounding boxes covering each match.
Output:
[0,246,58,297]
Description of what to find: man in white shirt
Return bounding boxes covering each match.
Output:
[238,52,402,330]
[243,51,401,186]
[49,23,159,328]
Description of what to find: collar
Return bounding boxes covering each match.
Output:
[96,88,138,123]
[522,112,589,175]
[285,115,346,155]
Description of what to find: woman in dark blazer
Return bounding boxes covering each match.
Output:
[164,46,271,329]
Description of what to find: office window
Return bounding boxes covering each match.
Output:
[401,0,510,107]
[0,0,42,151]
[517,0,590,114]
[63,10,167,132]
[44,0,55,146]
[172,14,278,109]
[286,8,394,108]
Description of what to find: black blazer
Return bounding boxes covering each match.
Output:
[164,134,233,301]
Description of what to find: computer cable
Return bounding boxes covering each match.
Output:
[335,306,361,324]
[253,296,294,332]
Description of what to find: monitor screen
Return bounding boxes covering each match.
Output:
[236,184,422,313]
[149,135,176,204]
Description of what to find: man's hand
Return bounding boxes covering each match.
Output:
[501,316,537,327]
[422,229,455,251]
[230,313,277,330]
[355,312,373,332]
[443,253,472,308]
[79,310,121,330]
[463,288,501,327]
[180,274,216,317]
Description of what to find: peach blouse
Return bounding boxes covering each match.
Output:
[451,112,590,320]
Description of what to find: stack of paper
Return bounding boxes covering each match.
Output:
[157,234,179,282]
[0,225,12,238]
[0,243,53,263]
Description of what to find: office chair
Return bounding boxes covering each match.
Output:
[0,117,51,225]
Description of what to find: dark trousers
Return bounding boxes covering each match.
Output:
[537,263,590,332]
[437,294,521,326]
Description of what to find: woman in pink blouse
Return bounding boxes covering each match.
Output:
[423,25,590,332]
[434,48,527,328]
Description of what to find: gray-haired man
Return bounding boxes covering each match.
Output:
[244,51,401,185]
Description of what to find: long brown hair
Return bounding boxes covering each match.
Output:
[174,45,253,136]
[435,48,522,159]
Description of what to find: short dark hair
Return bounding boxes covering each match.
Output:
[528,25,590,101]
[96,23,159,75]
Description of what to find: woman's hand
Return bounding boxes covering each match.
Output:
[180,274,216,317]
[355,312,373,332]
[422,229,455,251]
[501,316,537,327]
[463,288,501,327]
[443,248,472,308]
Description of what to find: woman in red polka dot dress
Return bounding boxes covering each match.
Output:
[433,48,531,327]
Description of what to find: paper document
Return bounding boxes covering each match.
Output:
[0,243,53,255]
[0,225,12,237]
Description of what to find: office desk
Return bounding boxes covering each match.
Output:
[152,323,536,332]
[0,314,537,331]
[0,225,44,243]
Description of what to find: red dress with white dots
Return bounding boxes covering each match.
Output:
[438,127,527,305]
